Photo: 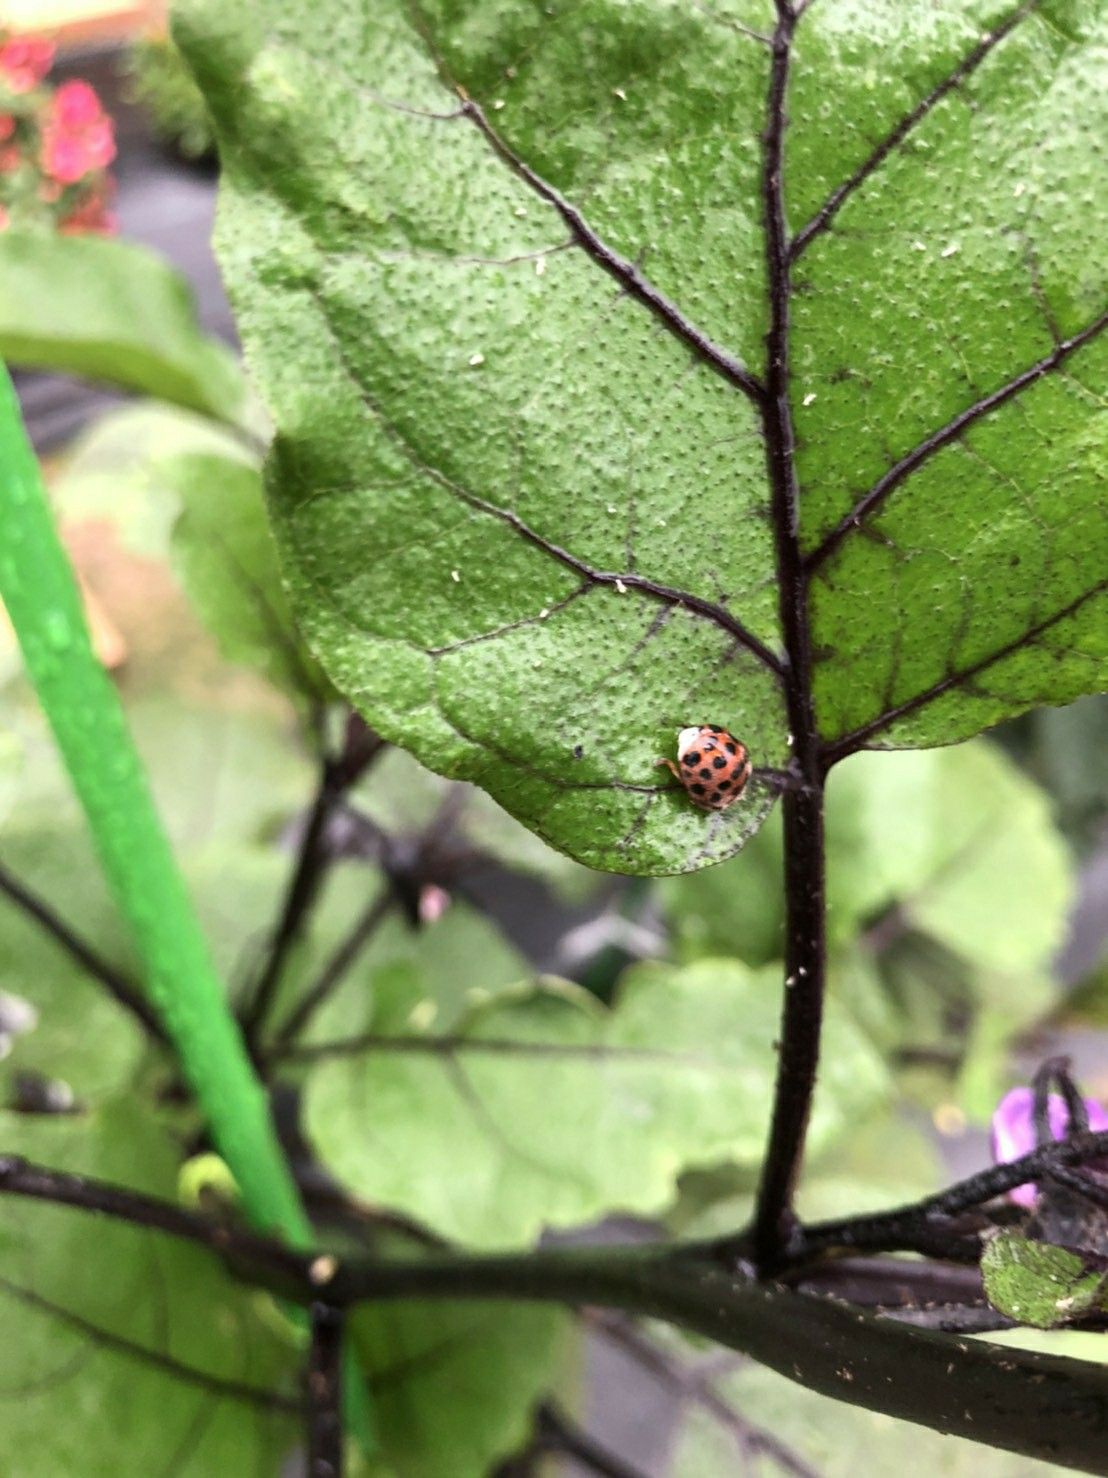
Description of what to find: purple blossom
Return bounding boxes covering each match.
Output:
[991,1087,1108,1208]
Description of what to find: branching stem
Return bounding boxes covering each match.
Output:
[242,714,383,1050]
[750,0,827,1268]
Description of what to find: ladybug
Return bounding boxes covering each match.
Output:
[657,725,752,810]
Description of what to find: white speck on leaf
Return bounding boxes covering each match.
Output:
[468,352,485,367]
[941,242,960,258]
[615,578,627,594]
[451,569,460,582]
[409,999,438,1031]
[535,256,546,276]
[613,87,627,101]
[802,392,817,406]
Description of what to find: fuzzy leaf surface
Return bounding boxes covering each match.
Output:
[178,0,1107,872]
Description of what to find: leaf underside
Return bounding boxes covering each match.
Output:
[178,0,1107,874]
[0,1106,298,1476]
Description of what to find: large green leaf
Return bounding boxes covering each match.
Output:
[0,233,247,427]
[354,1301,571,1478]
[303,960,888,1246]
[177,0,1107,875]
[0,1103,300,1476]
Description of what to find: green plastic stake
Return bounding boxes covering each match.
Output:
[0,364,373,1442]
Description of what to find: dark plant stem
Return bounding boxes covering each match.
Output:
[15,1141,1108,1301]
[753,782,826,1266]
[772,1127,1108,1266]
[532,1401,650,1478]
[0,857,168,1045]
[592,1312,817,1478]
[270,889,394,1051]
[242,713,383,1050]
[7,1152,1108,1466]
[241,768,335,1042]
[787,1256,986,1309]
[751,0,826,1269]
[307,1303,346,1478]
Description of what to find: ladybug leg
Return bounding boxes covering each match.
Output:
[655,757,681,781]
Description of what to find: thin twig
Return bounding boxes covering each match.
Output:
[241,715,384,1047]
[269,890,394,1051]
[240,769,336,1042]
[0,1153,312,1288]
[11,1133,1108,1299]
[788,1255,986,1309]
[883,1305,1016,1334]
[0,857,167,1045]
[306,1303,346,1477]
[534,1400,651,1478]
[756,1129,1108,1268]
[592,1311,818,1478]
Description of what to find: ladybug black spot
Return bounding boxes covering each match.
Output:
[698,768,712,781]
[690,783,706,796]
[684,750,701,767]
[713,756,726,770]
[718,778,731,790]
[725,742,736,755]
[713,790,726,803]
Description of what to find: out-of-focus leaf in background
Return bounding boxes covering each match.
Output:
[304,961,888,1247]
[0,1104,299,1476]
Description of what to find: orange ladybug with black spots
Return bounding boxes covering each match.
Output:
[657,725,752,810]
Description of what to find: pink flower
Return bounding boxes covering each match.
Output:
[50,78,101,128]
[41,79,115,184]
[991,1086,1108,1208]
[0,38,55,93]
